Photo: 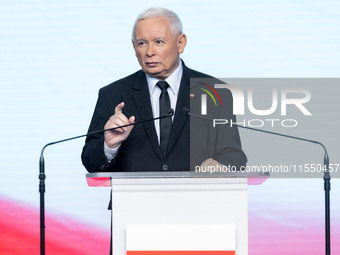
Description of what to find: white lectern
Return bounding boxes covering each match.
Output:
[86,172,268,255]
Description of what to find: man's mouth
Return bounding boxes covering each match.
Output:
[146,62,158,67]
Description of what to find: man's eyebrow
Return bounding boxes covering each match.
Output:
[153,37,166,41]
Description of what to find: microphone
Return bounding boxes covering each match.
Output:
[183,107,331,255]
[40,108,174,155]
[182,107,190,116]
[39,108,174,255]
[168,108,174,117]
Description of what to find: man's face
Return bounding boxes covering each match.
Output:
[132,16,187,80]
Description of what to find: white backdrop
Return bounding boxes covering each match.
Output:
[0,0,339,246]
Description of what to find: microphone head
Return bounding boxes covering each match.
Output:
[168,108,174,117]
[182,107,190,116]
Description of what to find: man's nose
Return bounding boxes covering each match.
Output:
[146,43,155,57]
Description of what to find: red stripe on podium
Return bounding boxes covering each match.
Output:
[127,251,235,255]
[86,177,111,187]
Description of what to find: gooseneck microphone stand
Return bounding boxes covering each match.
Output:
[236,121,331,255]
[39,110,174,255]
[183,108,331,255]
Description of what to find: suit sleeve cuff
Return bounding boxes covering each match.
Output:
[104,142,120,162]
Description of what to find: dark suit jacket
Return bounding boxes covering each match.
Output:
[81,62,247,172]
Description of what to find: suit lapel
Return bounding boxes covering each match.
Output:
[132,71,164,160]
[166,64,191,157]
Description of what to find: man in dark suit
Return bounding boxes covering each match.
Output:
[82,7,246,173]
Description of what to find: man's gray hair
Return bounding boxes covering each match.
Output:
[132,7,183,41]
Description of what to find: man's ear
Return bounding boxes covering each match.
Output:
[178,34,187,54]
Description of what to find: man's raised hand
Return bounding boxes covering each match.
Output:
[104,102,135,149]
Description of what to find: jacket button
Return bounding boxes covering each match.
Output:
[163,164,168,171]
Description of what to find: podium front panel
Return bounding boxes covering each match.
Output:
[110,177,248,255]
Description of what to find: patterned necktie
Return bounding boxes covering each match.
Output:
[156,81,172,156]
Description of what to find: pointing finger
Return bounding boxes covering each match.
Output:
[115,102,125,114]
